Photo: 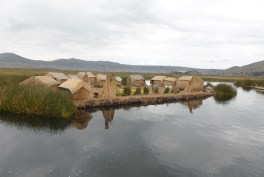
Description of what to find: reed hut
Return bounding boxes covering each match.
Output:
[87,72,96,86]
[58,79,93,101]
[127,75,145,87]
[19,76,60,90]
[176,76,193,90]
[184,75,204,92]
[100,74,117,99]
[150,76,167,86]
[77,72,89,84]
[96,74,107,87]
[45,72,69,84]
[68,74,81,80]
[115,76,122,86]
[164,77,177,87]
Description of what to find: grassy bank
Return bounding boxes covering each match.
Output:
[0,75,76,118]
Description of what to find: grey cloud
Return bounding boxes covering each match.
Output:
[0,0,264,68]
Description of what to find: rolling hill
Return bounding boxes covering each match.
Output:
[0,53,263,76]
[0,53,222,75]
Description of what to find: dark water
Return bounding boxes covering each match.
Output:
[0,88,264,177]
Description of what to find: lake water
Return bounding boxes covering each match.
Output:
[0,87,264,177]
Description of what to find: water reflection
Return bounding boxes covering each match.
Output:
[181,100,203,113]
[102,109,115,129]
[0,113,71,133]
[71,111,93,130]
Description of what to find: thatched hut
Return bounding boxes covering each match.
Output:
[77,72,89,84]
[45,72,69,84]
[58,79,93,101]
[115,76,122,86]
[176,76,193,90]
[164,77,177,87]
[100,74,117,99]
[96,74,107,87]
[68,74,81,80]
[87,72,96,86]
[127,75,145,87]
[19,76,60,90]
[184,75,204,92]
[150,76,167,86]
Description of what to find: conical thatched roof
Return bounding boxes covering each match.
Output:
[59,79,93,94]
[183,75,204,92]
[100,74,117,99]
[20,76,60,87]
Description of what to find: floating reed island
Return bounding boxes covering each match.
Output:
[3,72,213,117]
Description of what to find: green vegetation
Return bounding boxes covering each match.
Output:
[0,75,76,118]
[123,86,131,96]
[134,87,141,95]
[163,87,170,94]
[143,87,149,94]
[153,87,159,94]
[213,84,237,101]
[235,79,264,87]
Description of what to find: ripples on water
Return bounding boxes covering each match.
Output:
[0,87,264,177]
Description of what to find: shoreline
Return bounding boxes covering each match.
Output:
[75,92,213,110]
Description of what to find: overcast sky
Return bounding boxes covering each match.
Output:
[0,0,264,69]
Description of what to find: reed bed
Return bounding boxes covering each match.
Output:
[213,84,237,101]
[0,75,76,118]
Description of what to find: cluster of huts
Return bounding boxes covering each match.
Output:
[19,72,115,101]
[19,71,204,102]
[150,75,204,92]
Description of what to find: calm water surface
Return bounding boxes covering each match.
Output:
[0,87,264,177]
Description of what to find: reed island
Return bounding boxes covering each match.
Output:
[0,72,213,118]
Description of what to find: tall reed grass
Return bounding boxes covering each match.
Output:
[0,75,76,118]
[213,84,237,101]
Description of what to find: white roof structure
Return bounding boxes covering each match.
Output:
[115,76,122,82]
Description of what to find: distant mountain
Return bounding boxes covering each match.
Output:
[184,70,202,75]
[224,60,264,76]
[0,53,222,75]
[1,53,263,76]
